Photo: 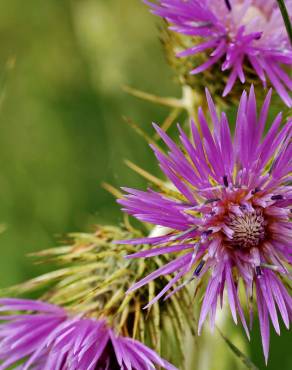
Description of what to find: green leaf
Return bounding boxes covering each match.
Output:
[218,328,259,370]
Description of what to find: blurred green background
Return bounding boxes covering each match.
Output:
[0,1,290,369]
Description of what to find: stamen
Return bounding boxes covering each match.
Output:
[261,263,281,272]
[202,229,213,237]
[223,175,229,187]
[169,226,197,241]
[194,260,205,276]
[271,195,283,200]
[205,198,220,205]
[187,242,200,270]
[252,187,261,194]
[256,266,262,276]
[224,0,232,11]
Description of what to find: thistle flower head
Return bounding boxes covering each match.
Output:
[145,0,292,106]
[0,298,177,370]
[119,87,292,363]
[7,225,194,366]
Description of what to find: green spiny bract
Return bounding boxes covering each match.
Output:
[5,224,196,367]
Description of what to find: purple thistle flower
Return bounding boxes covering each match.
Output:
[145,0,292,106]
[119,87,292,363]
[0,298,177,370]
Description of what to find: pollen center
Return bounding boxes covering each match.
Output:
[225,209,266,249]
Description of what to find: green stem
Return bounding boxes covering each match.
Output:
[277,0,292,45]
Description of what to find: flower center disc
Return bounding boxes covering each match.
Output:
[225,209,266,248]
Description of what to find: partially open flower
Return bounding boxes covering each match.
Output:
[119,87,292,362]
[145,0,292,106]
[6,225,194,367]
[0,298,176,369]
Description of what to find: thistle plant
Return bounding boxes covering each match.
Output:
[119,87,292,363]
[4,225,195,366]
[0,1,291,370]
[146,0,292,106]
[0,299,176,369]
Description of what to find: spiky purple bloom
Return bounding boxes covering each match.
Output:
[0,298,177,370]
[119,87,292,363]
[145,0,292,106]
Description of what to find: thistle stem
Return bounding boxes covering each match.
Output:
[277,0,292,45]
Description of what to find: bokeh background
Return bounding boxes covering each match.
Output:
[0,1,290,369]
